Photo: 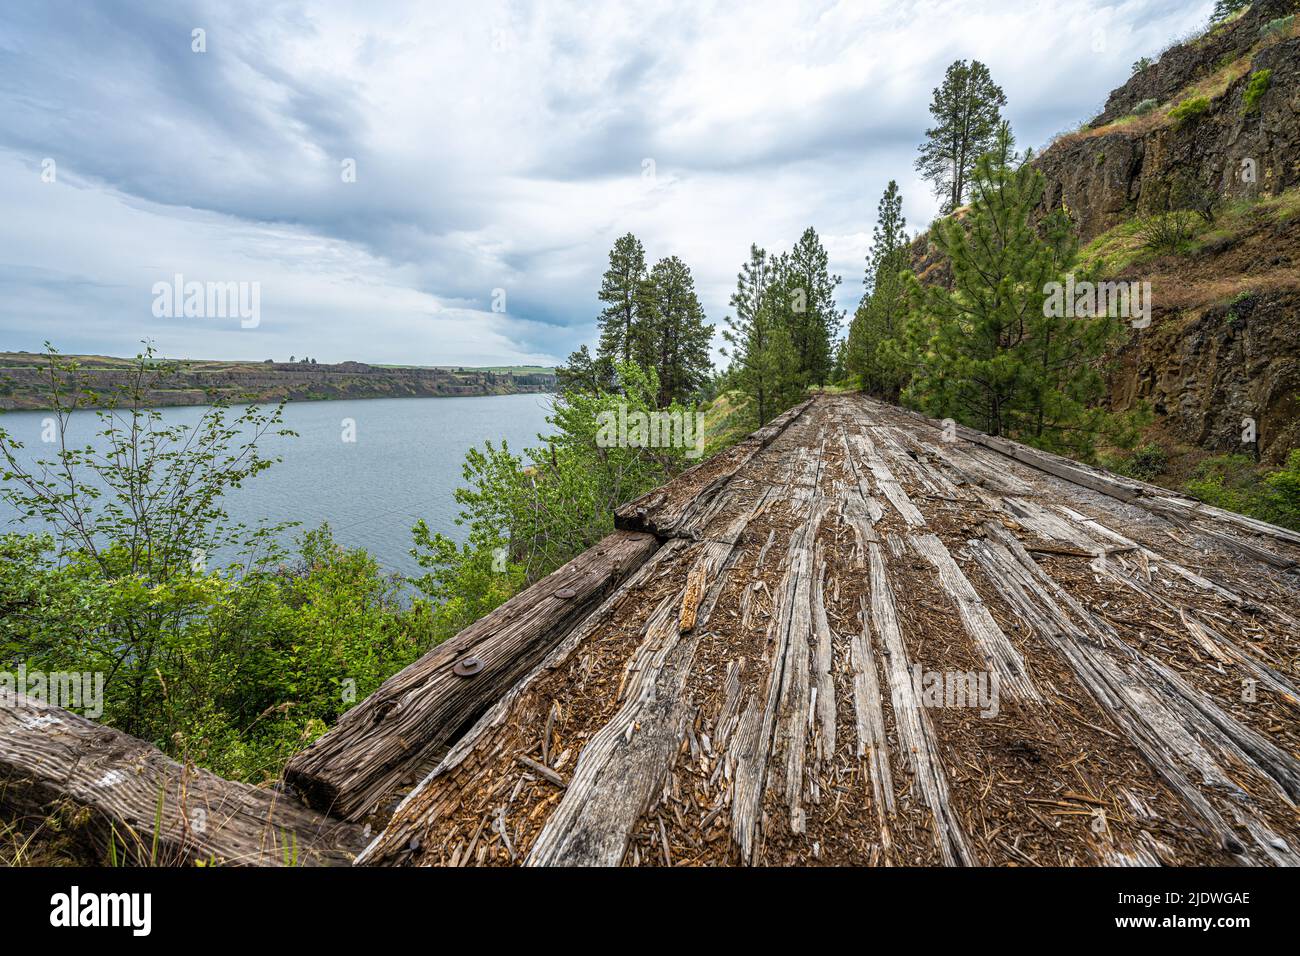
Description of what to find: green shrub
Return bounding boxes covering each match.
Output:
[1168,96,1211,128]
[411,360,691,618]
[1115,442,1169,481]
[1185,453,1262,516]
[1132,98,1159,115]
[0,526,431,783]
[1184,450,1300,531]
[1262,449,1300,529]
[1243,68,1273,113]
[0,347,442,783]
[1132,56,1154,74]
[1226,290,1257,322]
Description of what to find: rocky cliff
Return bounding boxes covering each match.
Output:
[1035,0,1300,241]
[1036,0,1300,464]
[912,1,1300,463]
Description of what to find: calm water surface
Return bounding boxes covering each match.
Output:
[0,394,555,578]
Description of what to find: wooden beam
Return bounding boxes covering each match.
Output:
[284,529,660,820]
[355,538,692,866]
[0,695,364,866]
[615,398,813,538]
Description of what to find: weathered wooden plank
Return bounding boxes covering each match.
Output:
[356,537,691,865]
[0,695,364,866]
[867,538,976,866]
[910,532,1040,701]
[839,470,895,819]
[284,529,659,820]
[848,430,927,528]
[724,438,828,859]
[524,563,706,865]
[970,522,1300,864]
[615,398,813,537]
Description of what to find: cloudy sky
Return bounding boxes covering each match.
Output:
[0,0,1212,367]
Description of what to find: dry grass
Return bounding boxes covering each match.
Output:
[0,813,91,866]
[1156,270,1299,311]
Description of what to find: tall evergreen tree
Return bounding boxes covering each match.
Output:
[722,245,801,426]
[555,344,615,395]
[781,227,842,388]
[903,124,1123,456]
[846,180,910,397]
[595,233,648,365]
[915,60,1006,213]
[1211,0,1249,22]
[831,337,848,385]
[635,256,714,406]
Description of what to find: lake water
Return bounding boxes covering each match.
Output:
[0,393,555,578]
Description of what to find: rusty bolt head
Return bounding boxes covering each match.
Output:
[554,587,577,599]
[453,656,484,677]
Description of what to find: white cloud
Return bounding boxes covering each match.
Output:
[0,0,1214,364]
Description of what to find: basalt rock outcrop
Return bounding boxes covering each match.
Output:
[1035,10,1300,242]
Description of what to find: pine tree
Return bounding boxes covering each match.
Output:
[831,337,847,384]
[595,233,648,365]
[915,60,1006,214]
[635,256,714,406]
[781,227,842,388]
[1211,0,1248,23]
[722,245,801,426]
[556,344,615,395]
[845,180,910,397]
[904,124,1124,456]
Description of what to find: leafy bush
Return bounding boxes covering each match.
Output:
[1131,57,1154,74]
[1243,68,1273,113]
[0,525,430,783]
[1115,442,1168,481]
[1168,96,1211,128]
[1184,450,1300,531]
[1132,98,1159,115]
[1262,449,1300,529]
[1226,290,1257,322]
[410,360,694,634]
[0,346,437,782]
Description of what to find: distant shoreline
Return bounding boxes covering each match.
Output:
[0,352,557,411]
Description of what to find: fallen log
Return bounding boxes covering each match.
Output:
[0,694,364,866]
[284,529,659,820]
